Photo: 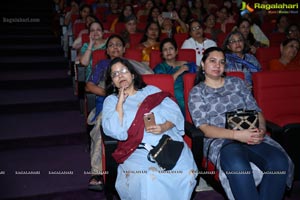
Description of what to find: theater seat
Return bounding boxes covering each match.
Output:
[268,32,286,47]
[150,49,197,69]
[101,74,204,199]
[124,48,143,62]
[252,70,300,180]
[101,74,175,199]
[256,46,280,71]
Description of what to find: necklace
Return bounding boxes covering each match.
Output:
[194,39,206,55]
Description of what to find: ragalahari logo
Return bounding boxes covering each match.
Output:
[240,1,254,16]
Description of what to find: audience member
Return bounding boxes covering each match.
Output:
[222,30,261,89]
[190,0,207,22]
[104,0,121,19]
[286,23,300,65]
[203,13,223,42]
[177,5,193,25]
[136,21,161,65]
[102,57,198,200]
[181,19,216,66]
[63,0,79,54]
[72,4,91,35]
[86,34,153,191]
[110,4,135,33]
[188,46,294,200]
[158,11,188,38]
[147,6,161,23]
[162,0,175,12]
[72,15,97,51]
[154,38,197,114]
[269,38,300,71]
[273,14,289,33]
[137,0,154,22]
[79,21,107,81]
[286,23,300,40]
[215,6,235,33]
[241,12,270,47]
[120,15,142,48]
[236,18,268,54]
[91,0,109,15]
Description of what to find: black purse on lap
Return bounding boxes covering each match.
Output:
[146,135,184,171]
[225,109,259,130]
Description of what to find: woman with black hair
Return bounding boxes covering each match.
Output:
[102,57,197,200]
[188,46,293,200]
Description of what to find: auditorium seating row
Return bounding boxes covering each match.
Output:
[57,9,299,200]
[99,70,300,199]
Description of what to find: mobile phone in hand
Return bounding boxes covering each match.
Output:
[143,112,156,129]
[162,12,173,19]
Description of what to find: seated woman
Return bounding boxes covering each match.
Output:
[79,21,107,81]
[86,34,153,191]
[158,10,188,38]
[136,21,161,65]
[119,14,142,48]
[236,18,268,55]
[72,15,97,51]
[102,57,197,200]
[269,38,300,71]
[203,13,223,42]
[240,12,270,48]
[109,4,135,33]
[188,46,294,200]
[154,38,196,115]
[147,6,161,23]
[181,19,217,66]
[222,30,261,89]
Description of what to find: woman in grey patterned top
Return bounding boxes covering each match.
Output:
[188,47,294,200]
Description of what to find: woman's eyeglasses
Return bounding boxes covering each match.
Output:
[111,68,129,78]
[191,26,202,32]
[228,39,243,44]
[108,43,123,48]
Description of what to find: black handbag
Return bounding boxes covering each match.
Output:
[146,135,184,170]
[225,109,259,130]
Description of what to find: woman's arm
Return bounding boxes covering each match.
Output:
[79,42,94,66]
[200,124,264,145]
[145,120,174,134]
[85,82,106,96]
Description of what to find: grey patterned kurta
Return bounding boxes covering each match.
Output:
[188,76,294,200]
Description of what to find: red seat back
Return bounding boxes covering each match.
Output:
[106,14,118,23]
[92,49,106,66]
[129,33,143,48]
[256,46,280,70]
[82,33,89,44]
[124,48,143,62]
[269,32,286,47]
[150,49,197,69]
[114,22,125,34]
[252,70,300,126]
[142,74,175,97]
[217,32,227,47]
[73,22,86,38]
[174,33,189,47]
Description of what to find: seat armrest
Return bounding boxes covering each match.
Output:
[101,127,119,199]
[85,93,96,114]
[184,121,204,171]
[76,64,86,99]
[266,120,283,144]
